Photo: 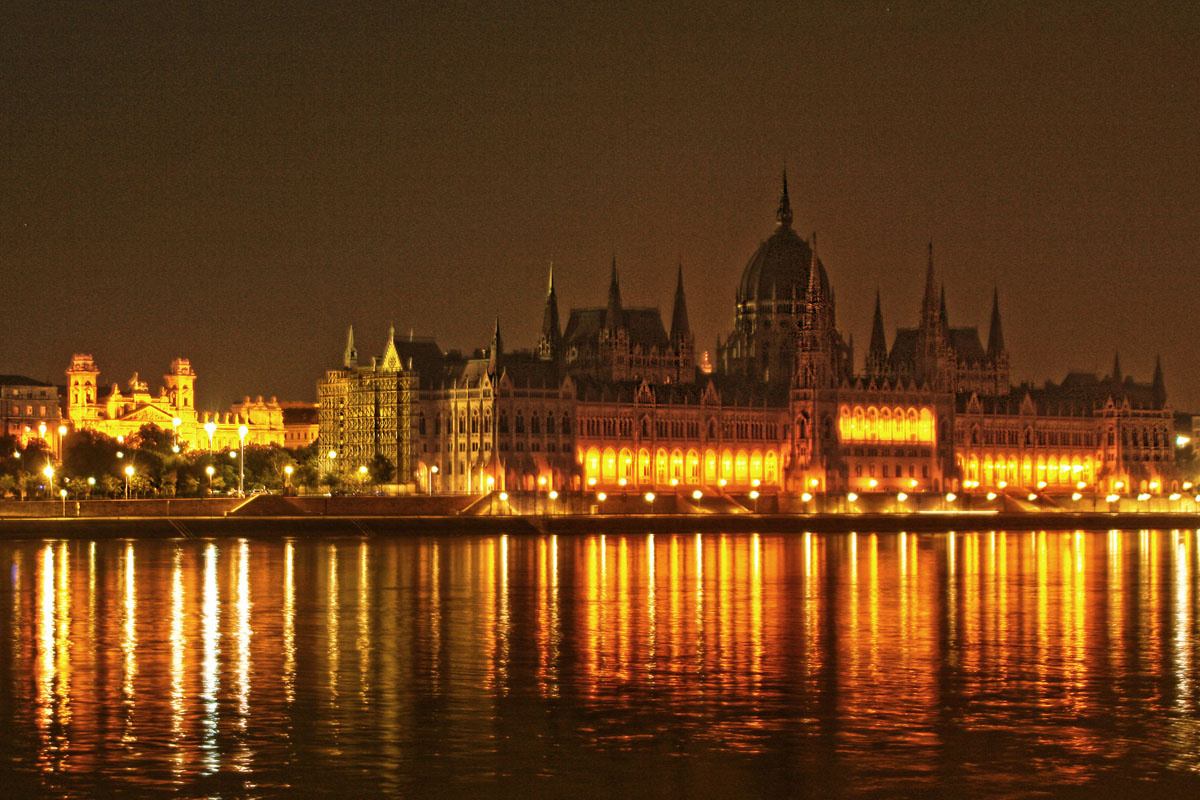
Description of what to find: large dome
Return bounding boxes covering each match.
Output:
[738,223,830,304]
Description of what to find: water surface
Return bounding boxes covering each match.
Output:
[2,530,1199,797]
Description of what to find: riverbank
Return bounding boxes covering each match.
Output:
[1,510,1198,539]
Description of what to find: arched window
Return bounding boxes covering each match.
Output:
[516,412,525,434]
[704,449,718,484]
[638,448,652,482]
[686,449,700,483]
[530,414,540,434]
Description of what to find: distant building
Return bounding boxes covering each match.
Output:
[319,171,1178,495]
[280,401,319,448]
[64,354,285,451]
[0,375,65,454]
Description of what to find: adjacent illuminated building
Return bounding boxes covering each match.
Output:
[319,172,1177,496]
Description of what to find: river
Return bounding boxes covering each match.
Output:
[2,530,1199,797]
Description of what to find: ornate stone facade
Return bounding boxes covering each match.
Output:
[318,172,1178,496]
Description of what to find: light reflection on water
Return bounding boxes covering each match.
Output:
[2,530,1200,797]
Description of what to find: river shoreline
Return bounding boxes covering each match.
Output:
[1,510,1198,539]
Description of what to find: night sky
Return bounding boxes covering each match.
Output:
[4,2,1197,411]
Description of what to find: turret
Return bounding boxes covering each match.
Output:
[537,262,562,363]
[670,261,691,343]
[1111,351,1122,383]
[344,325,358,369]
[920,242,938,332]
[1152,355,1166,407]
[866,290,888,377]
[605,256,623,330]
[986,287,1005,358]
[776,168,793,228]
[488,317,503,375]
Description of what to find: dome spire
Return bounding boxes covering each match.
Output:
[606,256,623,330]
[776,167,793,227]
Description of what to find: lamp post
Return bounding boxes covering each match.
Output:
[430,465,438,496]
[60,488,67,517]
[124,465,134,499]
[171,416,182,453]
[206,464,215,495]
[237,424,248,497]
[284,464,294,495]
[57,425,67,460]
[42,464,54,500]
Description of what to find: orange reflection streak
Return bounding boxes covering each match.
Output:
[848,533,859,682]
[1036,531,1048,697]
[54,542,71,738]
[868,534,879,675]
[283,540,296,704]
[804,531,817,680]
[718,535,731,687]
[170,547,185,772]
[357,541,370,703]
[429,541,439,694]
[549,533,559,696]
[750,533,762,689]
[537,536,550,694]
[1107,530,1123,678]
[121,542,137,744]
[235,539,251,741]
[1173,530,1190,708]
[648,534,657,677]
[201,542,219,774]
[328,544,341,709]
[35,544,54,763]
[617,537,630,681]
[694,533,704,676]
[498,535,509,694]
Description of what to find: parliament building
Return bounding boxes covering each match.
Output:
[318,174,1177,499]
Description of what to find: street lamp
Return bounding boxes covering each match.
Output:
[42,464,54,500]
[237,424,248,497]
[57,425,67,459]
[124,465,134,500]
[205,465,215,495]
[59,488,67,516]
[172,416,182,452]
[284,464,294,494]
[430,464,438,495]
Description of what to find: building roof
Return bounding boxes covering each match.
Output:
[0,374,54,388]
[562,307,671,350]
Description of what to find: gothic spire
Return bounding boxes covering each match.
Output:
[1152,355,1166,406]
[921,241,938,327]
[538,262,562,362]
[670,260,691,342]
[1112,351,1122,383]
[605,256,623,330]
[987,287,1005,358]
[776,167,793,227]
[489,316,503,374]
[867,289,888,373]
[938,284,949,330]
[343,324,357,369]
[805,232,823,302]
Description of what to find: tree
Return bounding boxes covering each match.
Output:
[368,453,396,486]
[61,429,121,483]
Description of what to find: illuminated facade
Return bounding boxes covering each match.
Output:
[319,172,1178,495]
[64,354,286,451]
[0,375,65,454]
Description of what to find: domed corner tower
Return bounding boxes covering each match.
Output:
[66,353,101,422]
[717,170,832,386]
[164,357,198,421]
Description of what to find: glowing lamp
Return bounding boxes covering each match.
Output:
[945,492,956,502]
[125,465,134,477]
[801,492,812,502]
[868,479,879,488]
[1071,492,1082,501]
[998,481,1007,489]
[1138,493,1151,501]
[692,490,703,500]
[358,465,368,475]
[1177,435,1191,447]
[1150,481,1160,491]
[986,492,997,501]
[1037,481,1047,489]
[284,465,294,476]
[499,492,508,501]
[548,490,558,500]
[1183,482,1193,490]
[896,492,908,502]
[670,478,679,486]
[808,478,818,487]
[328,450,337,459]
[588,477,597,487]
[1076,481,1087,490]
[206,466,215,476]
[1115,481,1125,490]
[847,492,858,502]
[644,492,655,503]
[1169,493,1181,501]
[87,477,95,486]
[618,478,627,487]
[750,490,760,500]
[59,489,67,499]
[910,479,918,488]
[1027,493,1037,502]
[538,476,547,487]
[718,478,727,487]
[597,492,607,502]
[1106,494,1119,502]
[58,425,67,436]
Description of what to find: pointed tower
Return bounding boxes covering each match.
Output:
[920,242,939,332]
[344,325,358,369]
[1152,355,1166,407]
[605,256,623,330]
[797,234,834,388]
[985,288,1010,395]
[776,167,793,228]
[987,288,1005,357]
[1111,351,1122,384]
[488,317,503,375]
[537,262,562,363]
[938,285,949,331]
[669,261,695,382]
[866,290,889,378]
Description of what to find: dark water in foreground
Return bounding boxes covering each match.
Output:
[2,530,1200,798]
